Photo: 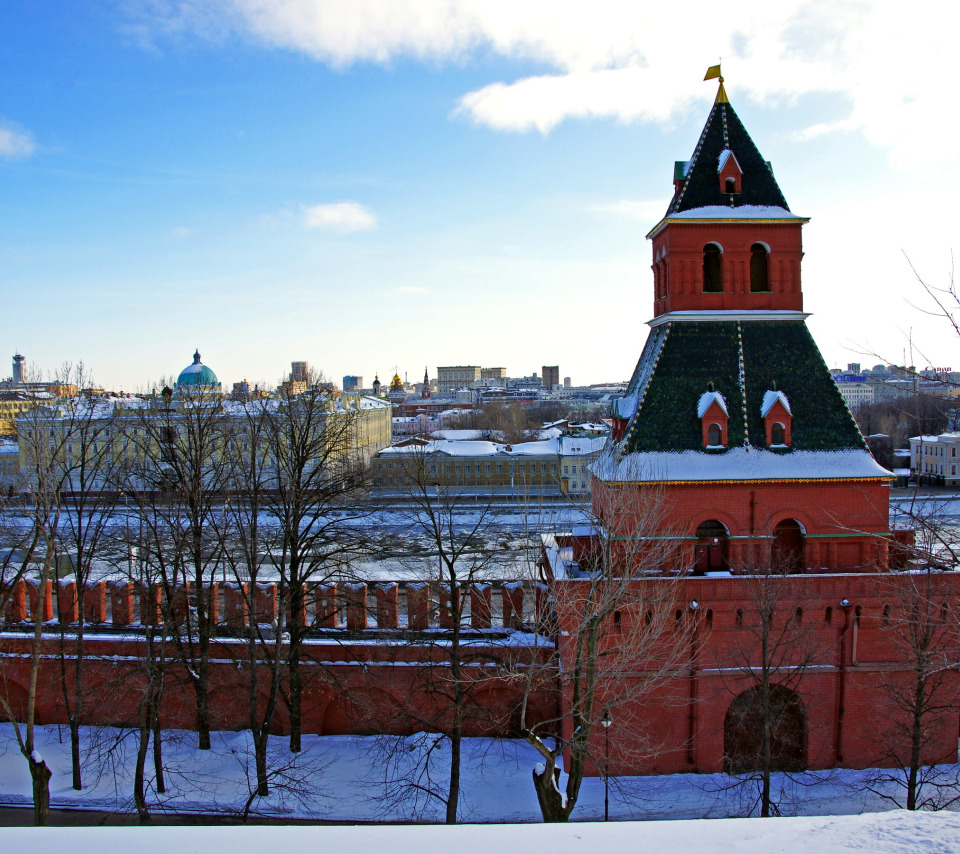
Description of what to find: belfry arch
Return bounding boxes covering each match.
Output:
[771,518,805,574]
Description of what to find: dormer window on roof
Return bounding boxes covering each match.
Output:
[761,389,792,447]
[718,149,743,195]
[698,388,729,448]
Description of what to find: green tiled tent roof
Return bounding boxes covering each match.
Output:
[620,320,867,455]
[668,99,789,215]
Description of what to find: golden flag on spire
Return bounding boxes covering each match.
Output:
[704,64,722,81]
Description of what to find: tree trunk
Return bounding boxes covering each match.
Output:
[255,730,270,797]
[532,764,569,822]
[28,755,52,826]
[153,707,166,794]
[69,717,81,791]
[194,669,211,751]
[134,711,151,824]
[445,728,461,824]
[288,651,302,753]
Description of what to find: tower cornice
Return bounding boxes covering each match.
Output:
[646,213,809,240]
[648,310,810,328]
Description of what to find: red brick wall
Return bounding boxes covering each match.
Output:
[552,572,960,776]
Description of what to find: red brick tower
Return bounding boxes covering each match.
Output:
[598,78,893,573]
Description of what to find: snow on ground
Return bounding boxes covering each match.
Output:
[3,810,960,853]
[1,724,959,826]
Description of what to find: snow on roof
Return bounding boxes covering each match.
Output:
[761,390,791,417]
[559,436,608,455]
[666,205,803,220]
[697,390,728,418]
[593,447,892,483]
[508,438,558,455]
[717,148,740,172]
[434,429,483,441]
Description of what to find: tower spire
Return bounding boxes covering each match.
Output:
[704,63,728,104]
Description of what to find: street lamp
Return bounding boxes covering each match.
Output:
[601,709,612,822]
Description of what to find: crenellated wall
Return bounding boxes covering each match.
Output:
[0,578,558,739]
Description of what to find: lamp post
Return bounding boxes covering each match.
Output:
[601,709,612,822]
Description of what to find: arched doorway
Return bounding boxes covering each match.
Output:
[771,519,805,574]
[694,520,729,575]
[724,684,806,774]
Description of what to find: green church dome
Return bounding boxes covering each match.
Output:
[177,350,219,387]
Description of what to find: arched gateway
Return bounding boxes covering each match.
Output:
[723,684,806,774]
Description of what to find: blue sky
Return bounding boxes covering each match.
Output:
[2,1,959,391]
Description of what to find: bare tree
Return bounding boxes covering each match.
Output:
[515,484,686,822]
[49,377,123,790]
[374,445,515,824]
[865,509,960,811]
[221,393,288,801]
[253,381,372,753]
[0,381,72,824]
[717,561,823,818]
[124,385,232,751]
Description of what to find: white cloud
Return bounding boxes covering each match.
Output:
[170,226,194,239]
[0,123,35,159]
[302,201,378,233]
[135,0,960,169]
[396,286,428,294]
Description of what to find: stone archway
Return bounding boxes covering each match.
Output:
[694,519,729,575]
[723,684,806,774]
[771,519,805,574]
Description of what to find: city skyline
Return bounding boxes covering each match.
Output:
[3,2,960,391]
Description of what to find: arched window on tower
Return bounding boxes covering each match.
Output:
[750,243,770,292]
[703,243,723,293]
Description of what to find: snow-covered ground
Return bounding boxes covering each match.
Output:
[1,725,959,825]
[3,811,960,853]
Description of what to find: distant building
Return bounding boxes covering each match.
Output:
[909,431,960,485]
[372,432,607,496]
[436,366,481,394]
[542,366,559,389]
[481,367,507,380]
[343,375,363,392]
[0,353,78,400]
[291,361,309,383]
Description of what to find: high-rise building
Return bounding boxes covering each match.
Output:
[291,361,309,383]
[12,354,24,385]
[542,365,559,389]
[343,375,363,392]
